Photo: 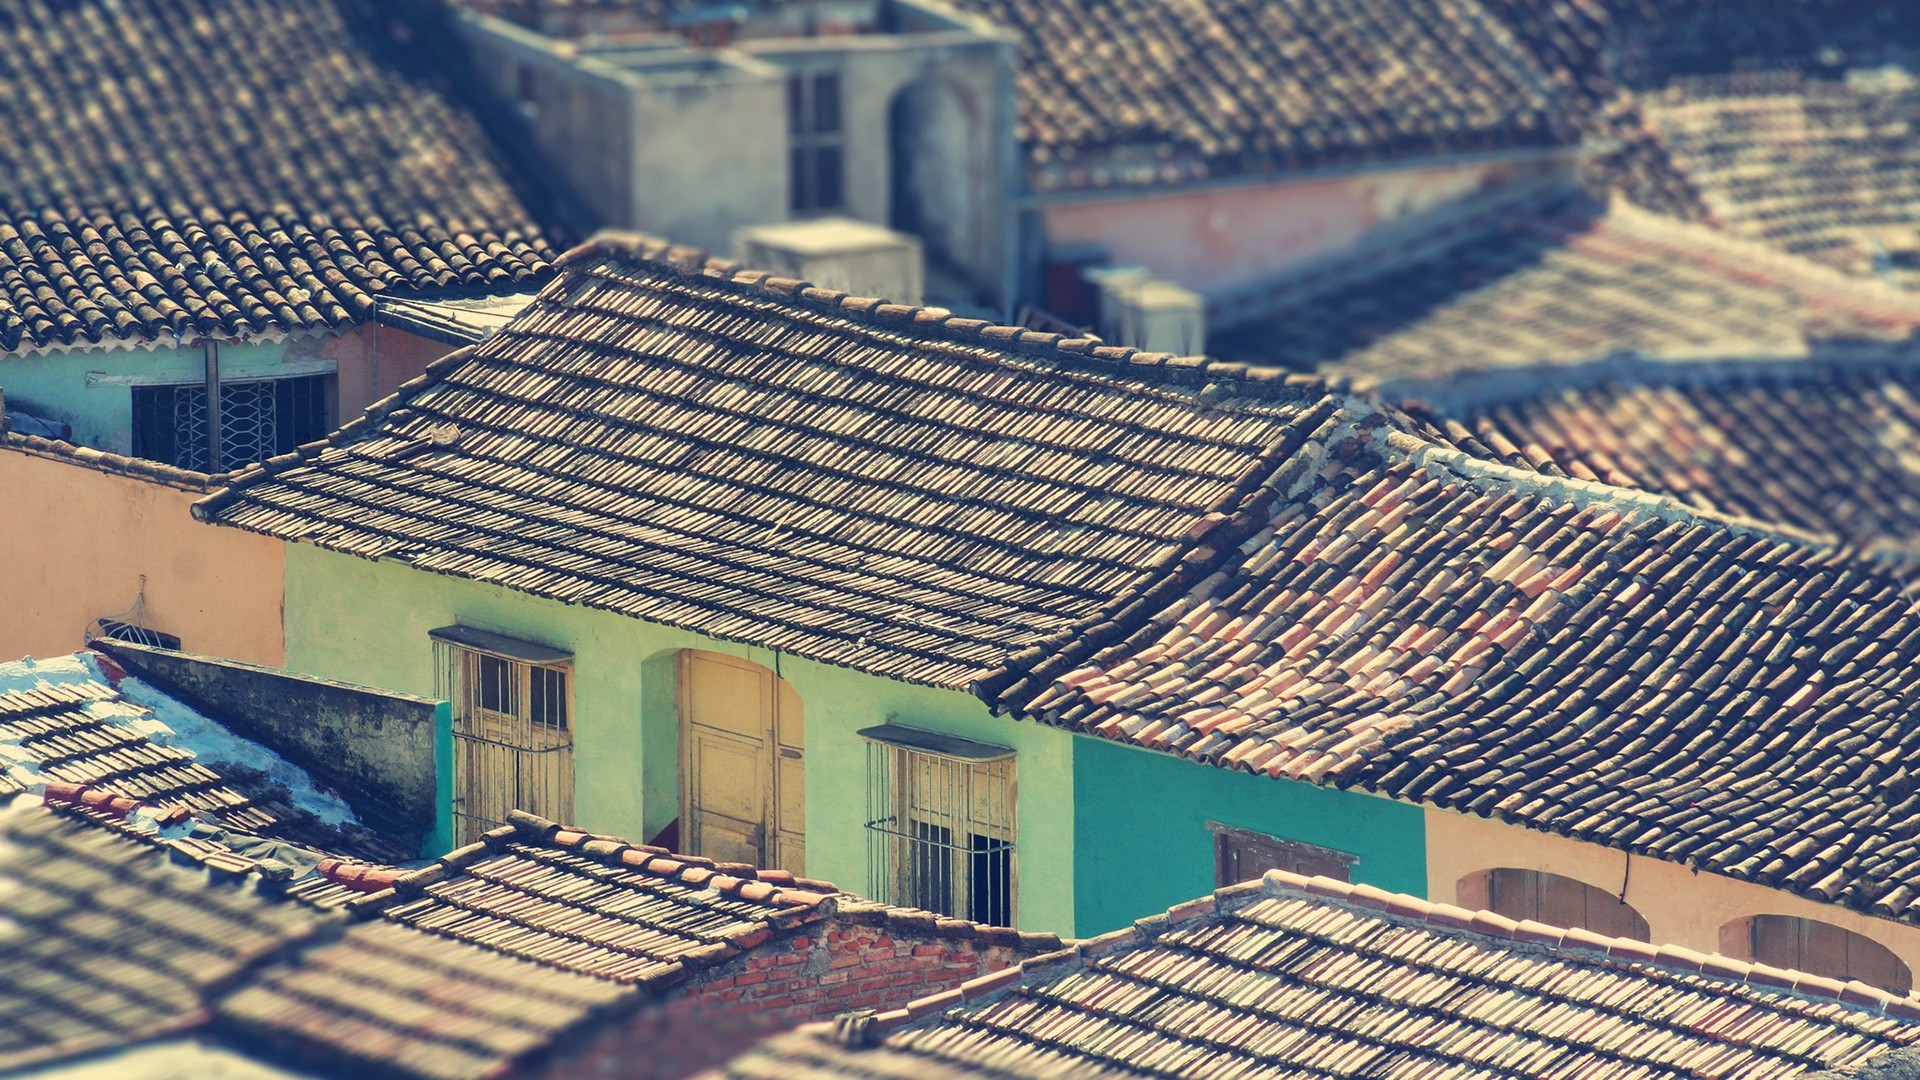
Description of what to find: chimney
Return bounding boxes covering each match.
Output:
[1088,268,1206,355]
[733,218,925,304]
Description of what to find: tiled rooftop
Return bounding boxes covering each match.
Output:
[218,809,1058,1079]
[1211,199,1920,391]
[0,653,392,860]
[1631,73,1920,289]
[0,798,346,1076]
[944,0,1571,189]
[0,0,554,354]
[198,234,1333,688]
[718,871,1920,1080]
[1415,358,1920,559]
[991,413,1920,925]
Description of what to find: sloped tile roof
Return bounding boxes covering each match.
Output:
[352,810,1059,985]
[0,799,345,1075]
[1416,359,1920,559]
[1211,199,1920,390]
[198,234,1334,688]
[0,654,394,860]
[215,810,1059,1078]
[1628,73,1920,289]
[944,0,1570,190]
[993,413,1920,925]
[0,0,555,354]
[216,918,632,1080]
[0,795,628,1080]
[717,871,1920,1080]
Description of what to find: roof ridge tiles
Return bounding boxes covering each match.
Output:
[2,431,225,490]
[1383,426,1837,550]
[503,809,841,911]
[849,865,1920,1047]
[1252,870,1920,1021]
[558,230,1330,402]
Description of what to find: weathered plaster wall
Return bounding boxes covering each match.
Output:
[0,450,285,664]
[749,33,1012,300]
[0,323,448,457]
[1037,154,1569,300]
[1072,737,1428,936]
[281,543,1078,935]
[1426,808,1920,976]
[95,639,443,854]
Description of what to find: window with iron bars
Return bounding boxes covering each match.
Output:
[130,372,333,473]
[431,626,576,844]
[861,724,1014,926]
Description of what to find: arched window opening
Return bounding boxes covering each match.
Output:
[1459,868,1651,941]
[1723,915,1911,993]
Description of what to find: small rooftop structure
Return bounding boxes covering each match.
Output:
[733,218,925,305]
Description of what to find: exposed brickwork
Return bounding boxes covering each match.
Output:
[544,918,1027,1080]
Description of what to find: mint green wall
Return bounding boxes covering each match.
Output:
[1072,737,1427,935]
[0,336,336,453]
[282,543,1079,936]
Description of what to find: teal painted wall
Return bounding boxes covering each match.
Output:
[281,543,1079,936]
[1072,736,1427,936]
[0,335,343,453]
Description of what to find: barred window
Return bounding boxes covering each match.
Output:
[131,372,333,472]
[432,625,575,843]
[861,724,1014,926]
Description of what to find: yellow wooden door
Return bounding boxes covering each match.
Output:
[679,651,805,873]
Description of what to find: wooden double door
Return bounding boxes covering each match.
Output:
[678,650,805,874]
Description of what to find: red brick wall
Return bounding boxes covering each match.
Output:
[542,917,1034,1080]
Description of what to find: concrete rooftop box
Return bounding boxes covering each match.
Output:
[734,217,924,305]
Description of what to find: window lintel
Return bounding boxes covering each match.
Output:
[429,624,573,666]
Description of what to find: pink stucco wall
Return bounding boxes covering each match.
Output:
[0,450,286,666]
[1041,156,1562,298]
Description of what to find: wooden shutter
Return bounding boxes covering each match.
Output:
[1485,869,1651,941]
[1211,824,1356,887]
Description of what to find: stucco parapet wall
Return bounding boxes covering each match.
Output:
[1,431,224,492]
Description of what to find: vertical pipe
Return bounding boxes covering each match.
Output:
[203,338,222,471]
[429,700,455,858]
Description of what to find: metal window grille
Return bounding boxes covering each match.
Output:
[861,725,1015,926]
[433,627,575,844]
[130,373,333,471]
[788,71,845,213]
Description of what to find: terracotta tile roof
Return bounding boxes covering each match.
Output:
[1414,358,1920,559]
[197,234,1334,688]
[944,0,1571,190]
[1625,73,1920,289]
[0,0,555,354]
[0,795,623,1080]
[1211,199,1920,391]
[350,810,1059,985]
[216,917,632,1080]
[717,871,1920,1080]
[0,799,345,1075]
[215,810,1059,1079]
[0,654,395,860]
[991,412,1920,925]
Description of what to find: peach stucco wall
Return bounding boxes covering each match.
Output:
[324,321,465,419]
[0,449,285,665]
[1040,156,1559,298]
[1426,807,1920,979]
